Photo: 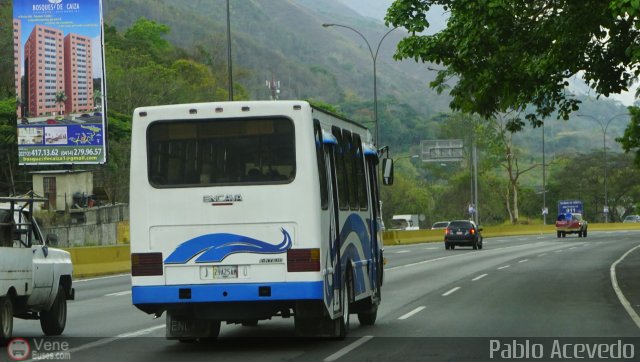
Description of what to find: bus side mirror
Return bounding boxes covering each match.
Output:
[382,158,394,185]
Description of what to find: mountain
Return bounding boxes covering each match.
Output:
[100,0,631,158]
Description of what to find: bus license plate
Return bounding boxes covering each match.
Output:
[200,266,238,280]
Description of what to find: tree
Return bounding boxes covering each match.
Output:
[55,91,67,116]
[385,1,640,133]
[617,106,640,166]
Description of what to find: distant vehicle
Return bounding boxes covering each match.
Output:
[623,215,640,223]
[431,221,449,230]
[390,214,421,230]
[80,113,90,118]
[46,118,57,124]
[555,212,588,237]
[94,112,102,116]
[445,220,483,250]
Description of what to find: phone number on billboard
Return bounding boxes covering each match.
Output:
[19,148,103,157]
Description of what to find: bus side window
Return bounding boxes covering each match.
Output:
[332,126,349,210]
[314,120,328,209]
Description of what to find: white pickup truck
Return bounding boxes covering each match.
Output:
[0,196,74,342]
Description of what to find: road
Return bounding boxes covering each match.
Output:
[7,231,640,361]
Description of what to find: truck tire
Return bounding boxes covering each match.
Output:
[0,296,13,342]
[40,287,67,336]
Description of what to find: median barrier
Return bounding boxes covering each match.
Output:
[64,223,640,277]
[383,223,640,246]
[63,244,131,278]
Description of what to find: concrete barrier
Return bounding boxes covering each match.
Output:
[63,244,130,278]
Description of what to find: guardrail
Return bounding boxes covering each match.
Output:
[65,223,640,278]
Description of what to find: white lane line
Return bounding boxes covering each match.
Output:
[105,290,132,297]
[65,324,164,355]
[497,265,510,270]
[425,247,438,250]
[517,238,527,241]
[398,306,427,320]
[118,324,166,337]
[386,241,545,272]
[442,287,460,296]
[569,247,577,250]
[396,250,410,254]
[324,335,374,362]
[538,253,547,257]
[472,274,488,281]
[518,259,528,263]
[75,273,131,283]
[610,244,640,330]
[555,250,564,253]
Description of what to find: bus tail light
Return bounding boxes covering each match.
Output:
[132,252,163,276]
[287,248,320,272]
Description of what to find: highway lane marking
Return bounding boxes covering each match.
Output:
[538,253,547,257]
[610,244,640,330]
[425,247,438,250]
[472,274,487,281]
[442,287,460,296]
[518,259,528,263]
[569,247,578,250]
[398,306,426,320]
[386,241,545,272]
[63,324,165,356]
[105,290,132,297]
[555,249,564,253]
[497,265,510,270]
[324,335,374,362]
[75,273,131,283]
[396,250,410,254]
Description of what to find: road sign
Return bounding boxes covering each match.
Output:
[420,139,464,162]
[558,200,583,215]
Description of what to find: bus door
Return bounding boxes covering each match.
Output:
[366,156,382,295]
[324,144,342,315]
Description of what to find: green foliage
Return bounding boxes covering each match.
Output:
[617,106,640,166]
[386,1,639,128]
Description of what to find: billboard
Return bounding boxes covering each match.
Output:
[13,0,106,165]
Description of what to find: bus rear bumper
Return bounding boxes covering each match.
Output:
[132,281,323,305]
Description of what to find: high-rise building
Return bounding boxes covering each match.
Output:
[64,33,94,114]
[13,19,21,119]
[24,24,65,117]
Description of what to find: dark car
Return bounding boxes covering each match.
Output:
[444,220,483,250]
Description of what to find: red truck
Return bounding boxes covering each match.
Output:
[555,213,588,238]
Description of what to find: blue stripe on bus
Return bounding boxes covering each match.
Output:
[164,229,292,264]
[132,281,323,304]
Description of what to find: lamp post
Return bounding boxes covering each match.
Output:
[579,113,628,223]
[226,0,233,101]
[321,23,397,149]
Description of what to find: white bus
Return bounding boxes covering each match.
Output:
[129,101,392,339]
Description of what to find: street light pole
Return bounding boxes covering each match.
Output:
[322,23,397,149]
[226,0,233,101]
[579,113,628,223]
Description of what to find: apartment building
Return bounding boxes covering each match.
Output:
[13,19,21,118]
[24,24,65,117]
[64,33,94,114]
[22,24,95,117]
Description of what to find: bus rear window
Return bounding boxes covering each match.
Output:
[147,117,295,187]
